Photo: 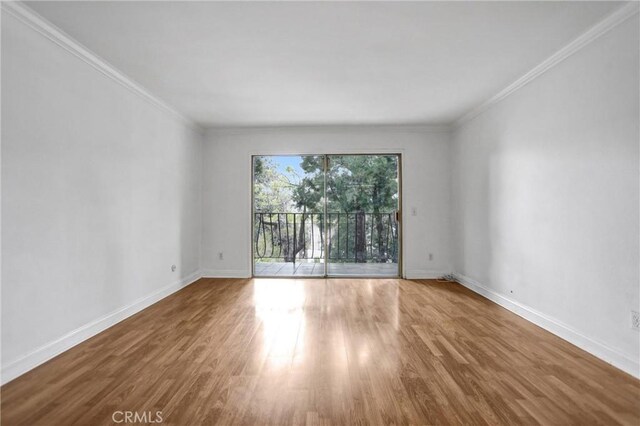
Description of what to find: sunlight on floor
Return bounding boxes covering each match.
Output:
[253,279,306,370]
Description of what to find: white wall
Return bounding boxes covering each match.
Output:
[3,0,636,386]
[202,126,452,278]
[451,15,639,376]
[1,11,203,382]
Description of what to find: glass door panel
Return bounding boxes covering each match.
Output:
[326,155,400,277]
[253,155,325,277]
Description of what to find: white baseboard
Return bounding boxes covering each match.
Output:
[201,269,251,279]
[200,269,448,280]
[453,273,640,379]
[1,270,203,385]
[405,269,450,280]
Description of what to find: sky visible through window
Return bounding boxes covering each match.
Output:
[273,155,305,184]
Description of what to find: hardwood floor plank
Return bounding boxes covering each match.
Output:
[2,278,639,425]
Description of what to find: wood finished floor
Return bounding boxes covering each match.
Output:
[2,278,639,425]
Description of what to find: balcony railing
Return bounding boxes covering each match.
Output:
[254,212,398,263]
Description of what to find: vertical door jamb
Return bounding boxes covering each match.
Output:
[323,155,328,277]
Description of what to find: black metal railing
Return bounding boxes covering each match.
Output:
[254,212,398,263]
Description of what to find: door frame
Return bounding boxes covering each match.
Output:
[250,153,403,278]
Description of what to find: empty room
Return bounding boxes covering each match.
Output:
[1,1,639,425]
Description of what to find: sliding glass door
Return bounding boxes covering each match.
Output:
[326,155,399,276]
[252,154,400,277]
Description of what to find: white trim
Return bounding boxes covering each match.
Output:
[454,1,640,127]
[1,270,203,385]
[206,123,451,135]
[201,269,252,279]
[453,273,640,379]
[1,1,202,133]
[405,269,450,280]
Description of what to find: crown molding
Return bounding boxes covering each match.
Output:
[2,1,202,133]
[454,1,640,128]
[205,123,452,134]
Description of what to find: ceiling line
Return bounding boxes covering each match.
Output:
[205,123,452,133]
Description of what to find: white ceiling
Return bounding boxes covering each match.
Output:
[28,1,621,128]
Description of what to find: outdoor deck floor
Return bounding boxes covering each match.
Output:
[254,261,398,277]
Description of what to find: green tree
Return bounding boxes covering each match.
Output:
[253,156,293,212]
[326,155,398,262]
[290,155,398,263]
[286,156,324,261]
[253,157,296,261]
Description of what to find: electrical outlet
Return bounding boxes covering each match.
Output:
[171,264,176,272]
[632,311,640,331]
[428,253,433,261]
[218,252,224,260]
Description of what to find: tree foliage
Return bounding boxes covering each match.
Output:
[326,155,398,213]
[253,157,294,212]
[284,155,398,214]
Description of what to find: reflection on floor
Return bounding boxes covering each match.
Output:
[254,261,398,276]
